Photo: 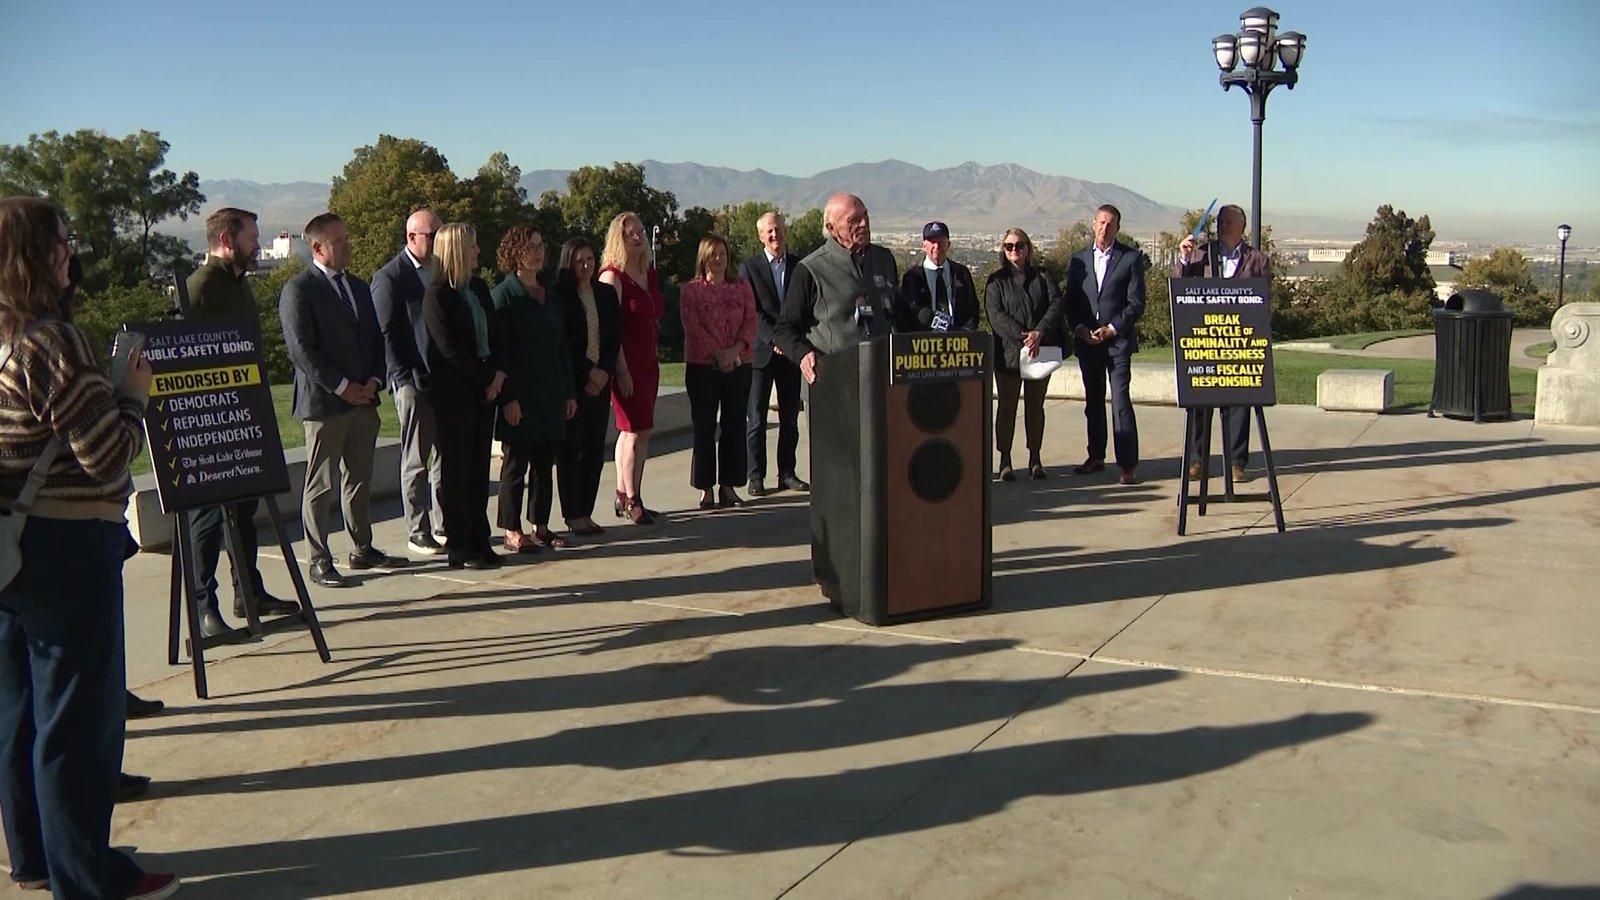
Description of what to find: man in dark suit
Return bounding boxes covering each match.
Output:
[371,209,445,556]
[183,207,297,637]
[897,221,979,331]
[738,211,807,497]
[1175,203,1272,483]
[279,213,406,588]
[1066,204,1148,485]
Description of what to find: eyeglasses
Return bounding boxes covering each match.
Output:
[59,232,80,253]
[1002,242,1027,252]
[409,231,438,240]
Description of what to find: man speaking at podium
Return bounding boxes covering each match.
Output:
[774,193,899,383]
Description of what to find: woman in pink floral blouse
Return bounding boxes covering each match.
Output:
[679,234,757,510]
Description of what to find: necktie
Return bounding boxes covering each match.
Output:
[934,269,949,316]
[332,273,356,319]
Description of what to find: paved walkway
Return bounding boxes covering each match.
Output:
[103,400,1599,898]
[1284,328,1552,370]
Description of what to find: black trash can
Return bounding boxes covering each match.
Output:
[1429,289,1513,422]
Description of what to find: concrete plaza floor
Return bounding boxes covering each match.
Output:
[101,399,1599,898]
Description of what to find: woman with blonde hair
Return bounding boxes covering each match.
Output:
[0,196,180,898]
[597,212,661,524]
[679,233,756,509]
[422,222,508,569]
[984,227,1063,480]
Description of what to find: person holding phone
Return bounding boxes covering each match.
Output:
[0,196,180,899]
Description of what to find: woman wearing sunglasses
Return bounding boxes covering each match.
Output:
[984,228,1064,481]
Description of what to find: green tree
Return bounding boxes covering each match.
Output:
[559,162,679,243]
[466,152,533,278]
[1341,204,1435,300]
[1459,246,1557,325]
[329,135,468,276]
[247,256,308,383]
[787,207,826,258]
[713,200,779,265]
[0,128,203,290]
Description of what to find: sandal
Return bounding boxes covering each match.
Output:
[533,528,574,549]
[503,532,541,554]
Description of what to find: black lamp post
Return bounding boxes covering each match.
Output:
[1213,7,1307,250]
[1556,224,1571,307]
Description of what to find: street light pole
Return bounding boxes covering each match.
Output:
[1556,224,1572,307]
[1213,8,1307,250]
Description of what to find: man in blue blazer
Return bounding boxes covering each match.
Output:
[279,213,405,587]
[371,209,445,555]
[1065,204,1148,484]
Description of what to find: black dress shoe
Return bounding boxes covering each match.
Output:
[348,546,408,570]
[718,486,744,508]
[777,474,810,492]
[234,592,298,618]
[310,563,351,588]
[197,609,233,639]
[747,477,769,497]
[463,553,502,570]
[116,773,151,803]
[126,691,164,719]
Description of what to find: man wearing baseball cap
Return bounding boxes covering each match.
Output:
[897,220,978,332]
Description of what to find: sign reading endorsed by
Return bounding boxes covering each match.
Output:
[1169,277,1276,408]
[137,315,290,513]
[888,331,989,385]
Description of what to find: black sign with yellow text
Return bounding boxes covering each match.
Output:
[1169,277,1276,407]
[135,315,291,512]
[889,331,990,385]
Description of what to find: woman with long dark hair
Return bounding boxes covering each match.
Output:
[553,237,621,535]
[0,196,179,898]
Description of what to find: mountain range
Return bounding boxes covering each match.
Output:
[176,159,1359,247]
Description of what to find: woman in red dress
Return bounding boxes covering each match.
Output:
[597,212,661,524]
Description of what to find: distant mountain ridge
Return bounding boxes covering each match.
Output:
[174,161,1364,247]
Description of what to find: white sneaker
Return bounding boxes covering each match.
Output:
[407,536,445,556]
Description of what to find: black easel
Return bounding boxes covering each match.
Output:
[1177,405,1285,535]
[166,496,330,698]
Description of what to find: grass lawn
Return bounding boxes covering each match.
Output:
[1312,329,1432,350]
[1525,341,1555,360]
[1130,346,1537,415]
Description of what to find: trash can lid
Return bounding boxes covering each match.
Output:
[1444,290,1505,313]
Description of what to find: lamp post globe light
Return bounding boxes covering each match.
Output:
[1556,224,1572,307]
[1212,7,1307,249]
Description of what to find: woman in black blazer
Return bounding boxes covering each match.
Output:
[421,222,508,569]
[552,237,623,535]
[984,228,1065,481]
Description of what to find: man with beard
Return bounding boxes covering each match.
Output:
[183,207,298,636]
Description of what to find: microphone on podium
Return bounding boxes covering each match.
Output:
[855,295,883,339]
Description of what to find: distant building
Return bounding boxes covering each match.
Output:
[1285,250,1463,300]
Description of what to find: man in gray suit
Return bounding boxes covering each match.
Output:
[280,213,406,587]
[371,209,445,556]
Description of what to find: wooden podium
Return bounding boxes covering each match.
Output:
[807,333,993,625]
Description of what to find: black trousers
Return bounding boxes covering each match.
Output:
[1187,407,1250,470]
[498,440,559,531]
[1077,346,1139,470]
[686,363,752,490]
[189,498,263,614]
[429,384,494,562]
[994,368,1048,460]
[746,353,802,482]
[557,389,611,521]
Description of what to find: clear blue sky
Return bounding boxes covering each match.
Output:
[4,0,1597,244]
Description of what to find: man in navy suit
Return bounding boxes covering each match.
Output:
[737,211,808,497]
[1066,204,1148,484]
[897,220,979,332]
[280,213,406,587]
[371,209,445,555]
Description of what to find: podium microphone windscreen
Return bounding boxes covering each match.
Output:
[916,307,934,328]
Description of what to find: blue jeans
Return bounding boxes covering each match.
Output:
[0,517,143,897]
